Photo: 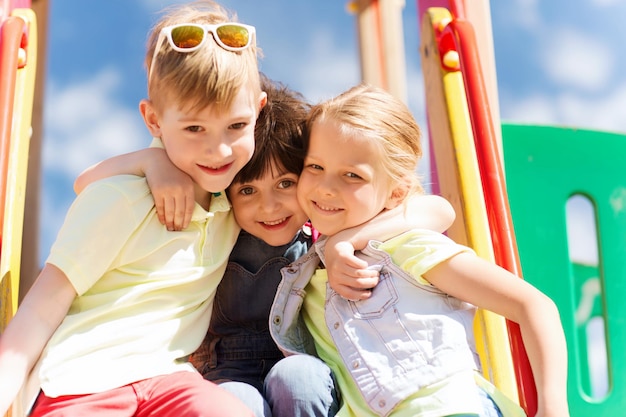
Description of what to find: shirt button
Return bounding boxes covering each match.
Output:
[352,360,360,369]
[273,316,282,325]
[378,399,386,408]
[333,322,340,329]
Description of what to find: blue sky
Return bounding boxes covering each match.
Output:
[40,0,626,266]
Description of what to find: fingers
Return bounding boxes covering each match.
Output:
[154,197,167,227]
[145,163,195,231]
[156,195,191,231]
[181,194,195,229]
[344,274,379,288]
[328,272,379,301]
[335,285,373,302]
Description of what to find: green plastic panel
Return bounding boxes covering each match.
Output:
[503,123,626,415]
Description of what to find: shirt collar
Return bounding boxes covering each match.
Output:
[190,191,232,221]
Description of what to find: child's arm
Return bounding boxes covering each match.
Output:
[75,149,195,231]
[325,194,455,300]
[0,264,77,414]
[425,254,570,417]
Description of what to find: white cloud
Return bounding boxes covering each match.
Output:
[499,81,626,134]
[540,28,614,92]
[294,28,361,103]
[555,86,626,133]
[567,89,624,132]
[43,68,147,178]
[501,0,542,30]
[499,93,558,125]
[581,83,626,133]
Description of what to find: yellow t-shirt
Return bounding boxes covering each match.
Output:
[303,230,525,417]
[38,175,239,396]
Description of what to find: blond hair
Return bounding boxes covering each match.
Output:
[306,84,424,199]
[145,1,261,113]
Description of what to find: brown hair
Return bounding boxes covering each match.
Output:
[230,74,310,186]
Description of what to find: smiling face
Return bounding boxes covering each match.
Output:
[297,119,398,236]
[141,86,266,206]
[228,161,308,246]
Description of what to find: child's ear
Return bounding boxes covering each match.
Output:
[385,183,409,210]
[139,99,161,137]
[258,91,268,111]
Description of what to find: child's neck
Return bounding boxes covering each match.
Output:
[197,190,224,211]
[195,187,211,211]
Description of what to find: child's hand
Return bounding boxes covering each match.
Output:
[74,148,196,231]
[143,150,195,231]
[325,240,379,301]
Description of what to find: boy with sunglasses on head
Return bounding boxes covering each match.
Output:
[0,2,263,416]
[76,75,336,417]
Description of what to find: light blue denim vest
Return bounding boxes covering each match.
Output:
[270,236,479,416]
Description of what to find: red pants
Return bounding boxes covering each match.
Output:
[30,371,254,417]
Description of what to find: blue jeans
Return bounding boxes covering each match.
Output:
[219,380,272,417]
[264,355,340,417]
[218,355,339,417]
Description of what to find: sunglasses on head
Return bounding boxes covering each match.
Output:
[149,22,256,79]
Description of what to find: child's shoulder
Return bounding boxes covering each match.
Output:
[383,228,454,245]
[77,174,153,213]
[82,174,149,194]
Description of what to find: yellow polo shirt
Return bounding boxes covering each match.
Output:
[38,174,239,396]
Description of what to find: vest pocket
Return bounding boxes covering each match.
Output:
[341,270,399,319]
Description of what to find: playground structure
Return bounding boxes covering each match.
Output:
[1,0,625,416]
[0,0,38,332]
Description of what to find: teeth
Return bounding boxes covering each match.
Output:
[316,202,340,212]
[199,163,226,170]
[263,217,287,226]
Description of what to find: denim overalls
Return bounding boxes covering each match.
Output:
[192,228,312,391]
[270,236,480,416]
